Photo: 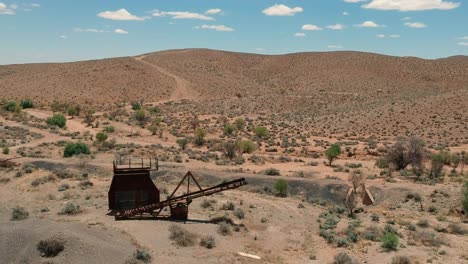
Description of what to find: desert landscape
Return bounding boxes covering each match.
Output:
[1,49,467,264]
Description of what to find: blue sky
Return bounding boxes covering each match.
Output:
[0,0,467,64]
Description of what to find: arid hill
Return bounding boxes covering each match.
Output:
[1,49,467,145]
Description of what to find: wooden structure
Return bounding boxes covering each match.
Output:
[108,158,159,211]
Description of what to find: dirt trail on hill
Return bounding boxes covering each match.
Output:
[134,55,197,102]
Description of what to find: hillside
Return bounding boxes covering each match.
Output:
[1,49,467,145]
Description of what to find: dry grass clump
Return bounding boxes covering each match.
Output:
[332,252,359,264]
[168,224,196,247]
[11,206,29,221]
[37,238,65,257]
[200,236,216,249]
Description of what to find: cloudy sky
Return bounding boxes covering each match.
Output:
[0,0,467,64]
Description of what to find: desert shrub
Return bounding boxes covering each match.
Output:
[448,223,466,235]
[66,104,81,117]
[429,152,445,180]
[134,249,151,263]
[254,126,269,138]
[221,201,235,210]
[336,238,350,247]
[103,126,115,133]
[233,208,245,219]
[2,146,9,154]
[200,236,216,249]
[200,199,215,209]
[325,144,341,166]
[417,219,429,228]
[223,124,237,135]
[31,175,55,186]
[381,232,399,250]
[217,221,232,236]
[319,229,335,243]
[371,214,380,222]
[385,137,425,172]
[11,206,29,220]
[20,99,33,109]
[273,179,288,197]
[363,225,382,241]
[264,168,280,176]
[412,230,445,247]
[58,183,70,192]
[37,239,64,257]
[95,132,108,142]
[238,140,257,154]
[79,180,93,189]
[235,118,245,130]
[463,181,468,214]
[375,158,389,169]
[176,138,189,150]
[194,127,207,146]
[134,110,147,126]
[223,140,238,160]
[47,113,67,128]
[391,255,412,264]
[168,224,196,247]
[60,203,81,215]
[131,101,141,110]
[64,142,90,157]
[332,252,359,264]
[3,101,21,112]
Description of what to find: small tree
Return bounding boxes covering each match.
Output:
[194,127,207,146]
[84,109,95,127]
[134,110,147,127]
[429,152,445,180]
[273,179,288,197]
[325,144,341,166]
[223,140,238,160]
[462,181,468,215]
[176,138,189,150]
[344,192,357,217]
[385,137,426,172]
[95,132,108,143]
[46,114,66,128]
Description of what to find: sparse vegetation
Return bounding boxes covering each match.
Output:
[37,239,64,257]
[60,203,81,215]
[200,236,216,249]
[168,224,196,246]
[11,206,29,220]
[273,179,288,197]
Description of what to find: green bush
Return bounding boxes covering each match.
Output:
[239,140,257,154]
[325,144,341,166]
[463,181,468,215]
[235,118,245,130]
[60,203,81,215]
[2,146,9,155]
[381,232,399,250]
[264,168,280,176]
[254,126,269,138]
[194,128,207,146]
[64,142,90,157]
[95,132,108,142]
[273,179,288,197]
[134,249,151,263]
[176,138,189,150]
[223,124,237,135]
[103,126,115,133]
[3,101,21,112]
[37,239,64,257]
[47,114,66,128]
[20,99,33,109]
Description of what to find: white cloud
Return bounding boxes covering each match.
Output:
[356,21,381,28]
[294,32,306,37]
[153,10,214,20]
[98,9,146,21]
[342,11,349,15]
[195,24,234,32]
[9,4,17,9]
[205,8,222,15]
[377,34,386,38]
[362,0,460,11]
[402,16,412,20]
[404,22,427,28]
[262,4,303,16]
[328,45,343,49]
[0,2,15,14]
[389,34,401,38]
[302,24,323,31]
[327,24,345,30]
[74,28,108,33]
[457,42,468,46]
[459,36,468,40]
[59,35,68,39]
[256,48,265,52]
[115,29,129,34]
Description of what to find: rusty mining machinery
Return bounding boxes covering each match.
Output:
[109,158,247,220]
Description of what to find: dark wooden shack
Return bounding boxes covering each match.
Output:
[108,159,159,211]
